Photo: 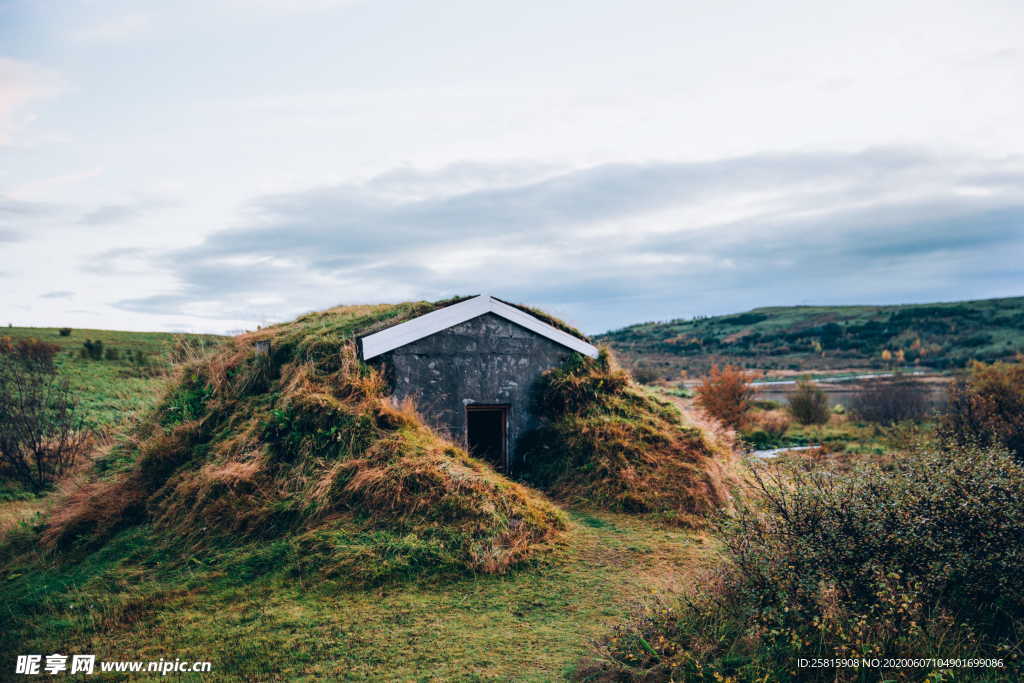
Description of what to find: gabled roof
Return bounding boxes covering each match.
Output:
[359,295,599,360]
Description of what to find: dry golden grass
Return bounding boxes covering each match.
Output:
[0,498,48,536]
[519,349,744,526]
[42,300,566,574]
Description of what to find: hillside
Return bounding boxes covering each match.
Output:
[598,295,1024,376]
[1,326,224,425]
[1,300,739,678]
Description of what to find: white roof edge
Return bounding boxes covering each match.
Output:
[359,295,599,360]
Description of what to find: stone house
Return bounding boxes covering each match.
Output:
[358,295,597,473]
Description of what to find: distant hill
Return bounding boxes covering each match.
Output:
[597,296,1024,375]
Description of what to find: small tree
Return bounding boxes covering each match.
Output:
[787,379,830,425]
[58,327,72,337]
[939,358,1024,462]
[695,364,755,429]
[0,338,90,492]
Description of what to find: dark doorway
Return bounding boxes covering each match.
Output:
[466,405,508,471]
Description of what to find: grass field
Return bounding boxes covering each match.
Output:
[1,510,708,680]
[1,326,224,426]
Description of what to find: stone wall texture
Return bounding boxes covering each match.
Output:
[372,313,573,472]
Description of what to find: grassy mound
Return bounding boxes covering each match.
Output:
[518,351,739,525]
[43,300,565,580]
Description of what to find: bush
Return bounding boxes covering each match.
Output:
[694,364,755,429]
[81,339,104,360]
[0,339,90,492]
[580,444,1024,680]
[58,327,72,337]
[756,409,790,437]
[630,364,660,385]
[940,358,1024,462]
[104,347,120,361]
[850,375,930,425]
[0,337,60,372]
[786,379,829,425]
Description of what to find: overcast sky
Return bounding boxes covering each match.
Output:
[1,0,1022,334]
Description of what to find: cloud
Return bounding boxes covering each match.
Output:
[40,290,73,299]
[110,148,1024,332]
[218,0,366,13]
[79,247,150,275]
[70,13,153,43]
[0,58,64,146]
[79,199,176,226]
[0,196,63,243]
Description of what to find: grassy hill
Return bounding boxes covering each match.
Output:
[1,303,738,679]
[1,326,224,426]
[598,295,1024,376]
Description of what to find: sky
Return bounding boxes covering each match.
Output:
[1,0,1022,335]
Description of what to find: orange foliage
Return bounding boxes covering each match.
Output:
[694,364,756,429]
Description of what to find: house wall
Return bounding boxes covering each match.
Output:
[371,312,574,472]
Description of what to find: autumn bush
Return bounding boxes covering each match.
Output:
[0,336,60,371]
[578,444,1024,681]
[694,364,755,429]
[940,357,1024,462]
[786,379,830,425]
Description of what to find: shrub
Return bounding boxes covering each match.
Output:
[580,444,1024,680]
[755,409,790,437]
[0,337,60,372]
[630,364,660,385]
[123,349,156,374]
[694,364,755,429]
[81,339,104,360]
[786,379,829,425]
[104,347,120,361]
[850,375,930,425]
[940,358,1024,462]
[0,340,91,492]
[58,327,72,337]
[741,409,792,450]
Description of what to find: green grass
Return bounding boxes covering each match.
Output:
[0,511,707,681]
[2,326,225,426]
[0,311,720,680]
